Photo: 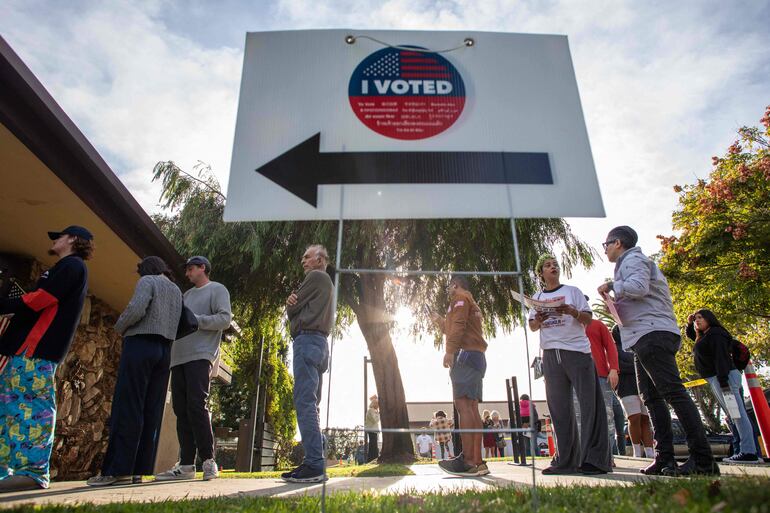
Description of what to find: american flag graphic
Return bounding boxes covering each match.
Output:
[361,50,452,79]
[6,279,25,299]
[0,280,25,338]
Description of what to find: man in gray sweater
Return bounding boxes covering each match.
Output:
[598,226,715,477]
[281,244,334,483]
[155,256,232,482]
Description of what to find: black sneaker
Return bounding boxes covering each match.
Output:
[662,458,720,477]
[282,464,326,483]
[280,465,302,481]
[542,466,577,475]
[438,457,480,477]
[724,453,760,464]
[640,458,677,475]
[580,463,607,475]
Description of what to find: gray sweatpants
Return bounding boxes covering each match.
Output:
[543,348,611,472]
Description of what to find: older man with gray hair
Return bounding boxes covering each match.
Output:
[281,244,334,483]
[598,226,716,477]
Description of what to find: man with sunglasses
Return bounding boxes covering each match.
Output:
[598,226,716,477]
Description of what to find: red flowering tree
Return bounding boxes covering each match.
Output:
[659,105,770,386]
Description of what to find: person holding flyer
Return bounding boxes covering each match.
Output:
[686,309,760,464]
[528,254,610,475]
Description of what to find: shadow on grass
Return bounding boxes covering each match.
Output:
[354,464,414,478]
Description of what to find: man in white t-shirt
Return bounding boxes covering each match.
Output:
[528,254,611,476]
[415,428,434,459]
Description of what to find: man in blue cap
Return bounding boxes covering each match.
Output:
[0,226,93,491]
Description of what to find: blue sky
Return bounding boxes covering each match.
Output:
[2,0,768,427]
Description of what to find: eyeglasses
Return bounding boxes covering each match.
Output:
[602,239,618,250]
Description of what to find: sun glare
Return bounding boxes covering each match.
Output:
[394,306,414,327]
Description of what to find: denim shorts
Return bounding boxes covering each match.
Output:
[450,350,486,401]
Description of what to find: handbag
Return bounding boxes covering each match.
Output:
[176,304,199,340]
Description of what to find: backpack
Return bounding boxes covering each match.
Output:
[731,338,751,371]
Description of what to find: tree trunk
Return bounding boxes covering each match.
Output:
[358,319,414,462]
[342,272,414,462]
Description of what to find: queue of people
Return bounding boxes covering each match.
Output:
[0,223,236,492]
[1,228,762,492]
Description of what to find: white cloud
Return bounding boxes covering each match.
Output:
[1,0,242,211]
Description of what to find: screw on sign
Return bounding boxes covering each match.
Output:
[348,46,466,140]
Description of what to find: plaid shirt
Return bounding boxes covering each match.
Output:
[430,416,454,443]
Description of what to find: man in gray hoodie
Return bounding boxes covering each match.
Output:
[598,226,716,477]
[155,256,232,482]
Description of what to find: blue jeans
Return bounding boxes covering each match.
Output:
[292,332,329,470]
[705,370,757,455]
[612,392,627,455]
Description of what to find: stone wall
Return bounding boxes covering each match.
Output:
[50,295,122,480]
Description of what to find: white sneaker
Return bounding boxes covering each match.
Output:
[154,463,196,481]
[202,459,219,480]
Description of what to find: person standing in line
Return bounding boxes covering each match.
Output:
[355,440,366,465]
[572,307,621,462]
[155,256,232,482]
[88,257,182,486]
[280,245,333,483]
[520,394,531,428]
[415,428,433,459]
[686,309,760,464]
[611,325,654,458]
[430,410,454,460]
[529,254,610,475]
[491,411,505,457]
[598,226,717,476]
[482,409,496,459]
[431,275,489,477]
[364,395,380,462]
[0,226,93,492]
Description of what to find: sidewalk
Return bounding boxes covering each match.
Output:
[1,457,768,509]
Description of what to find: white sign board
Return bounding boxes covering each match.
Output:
[225,29,605,221]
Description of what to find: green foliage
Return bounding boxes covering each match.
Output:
[152,160,595,340]
[658,105,770,374]
[591,300,614,328]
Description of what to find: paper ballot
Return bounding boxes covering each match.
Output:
[722,391,742,419]
[511,291,565,312]
[601,291,623,327]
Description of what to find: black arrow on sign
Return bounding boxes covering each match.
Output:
[255,133,552,207]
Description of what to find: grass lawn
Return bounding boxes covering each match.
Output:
[211,457,548,479]
[216,463,415,479]
[9,476,769,512]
